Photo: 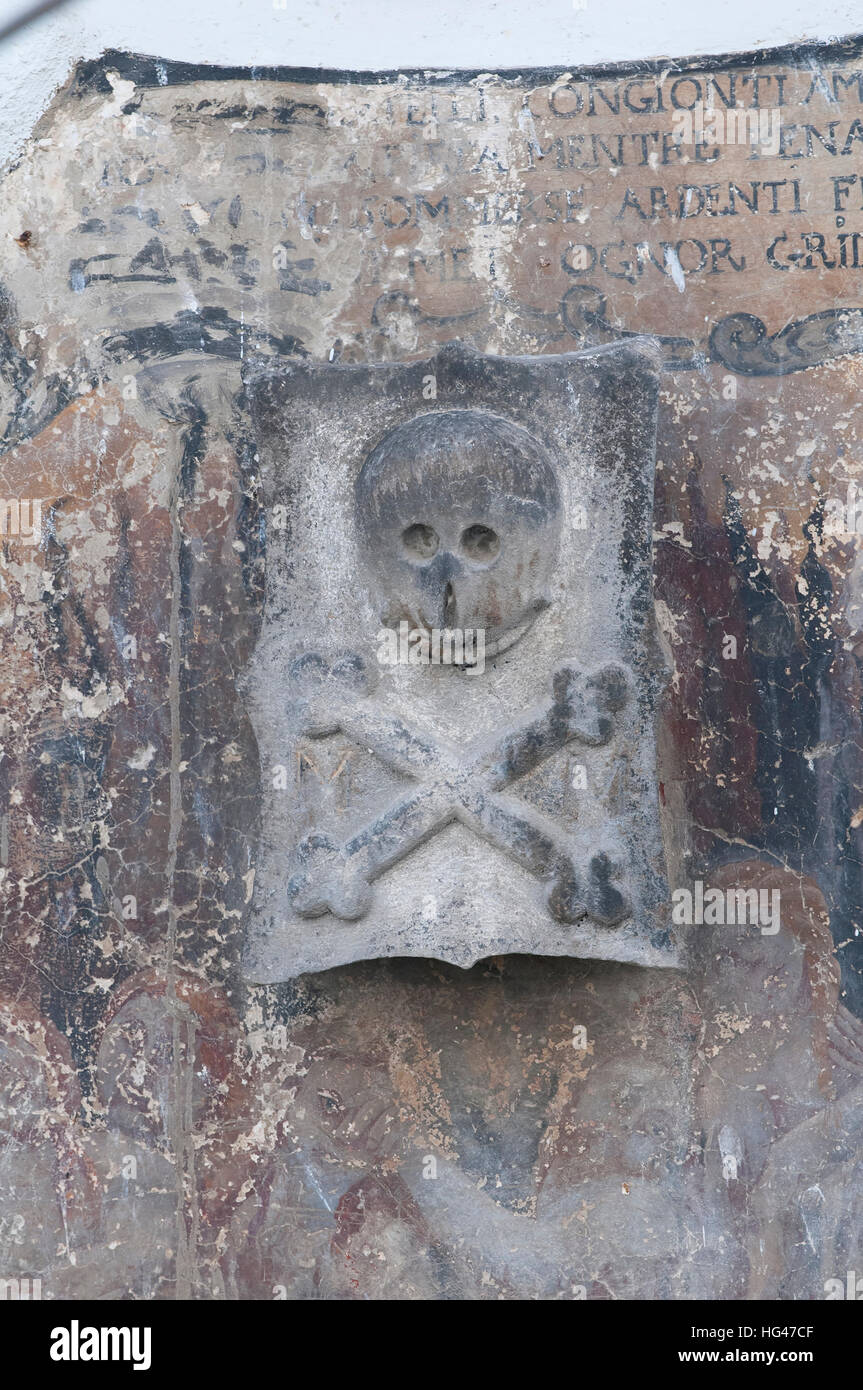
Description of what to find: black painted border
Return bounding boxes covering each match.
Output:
[73,33,863,93]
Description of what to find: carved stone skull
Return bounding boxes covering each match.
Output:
[355,409,562,658]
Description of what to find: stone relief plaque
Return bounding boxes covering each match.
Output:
[241,339,675,977]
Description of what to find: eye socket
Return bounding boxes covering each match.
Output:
[460,523,500,564]
[401,522,439,561]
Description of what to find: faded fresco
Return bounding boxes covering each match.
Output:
[1,38,863,1300]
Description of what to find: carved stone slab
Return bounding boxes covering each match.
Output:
[241,340,675,977]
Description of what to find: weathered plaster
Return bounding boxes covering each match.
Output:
[0,40,862,1300]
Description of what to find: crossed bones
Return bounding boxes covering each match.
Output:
[287,652,631,928]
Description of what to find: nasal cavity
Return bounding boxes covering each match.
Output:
[444,581,456,621]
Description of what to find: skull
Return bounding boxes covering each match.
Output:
[355,409,562,659]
